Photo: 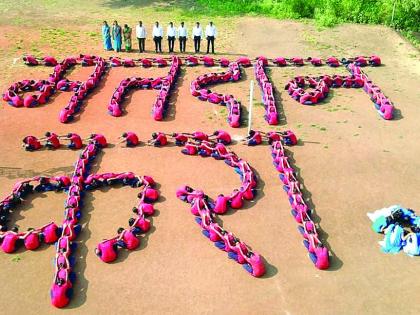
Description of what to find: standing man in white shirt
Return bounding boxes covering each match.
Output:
[152,21,163,53]
[136,21,146,53]
[206,21,217,54]
[166,22,176,53]
[177,21,188,53]
[192,22,203,53]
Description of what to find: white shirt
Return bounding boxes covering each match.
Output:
[152,25,163,37]
[136,25,146,38]
[192,26,202,38]
[177,26,188,37]
[205,25,217,37]
[167,26,176,37]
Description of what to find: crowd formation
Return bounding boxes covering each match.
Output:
[102,20,218,54]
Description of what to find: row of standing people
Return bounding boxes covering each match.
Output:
[102,20,217,54]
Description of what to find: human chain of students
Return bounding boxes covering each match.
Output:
[1,137,160,308]
[6,126,419,306]
[190,62,242,127]
[0,130,296,307]
[1,130,314,307]
[2,54,394,126]
[108,55,181,119]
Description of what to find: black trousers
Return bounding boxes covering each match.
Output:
[153,36,162,52]
[137,38,145,52]
[194,36,201,53]
[179,36,187,53]
[168,36,175,52]
[207,36,215,54]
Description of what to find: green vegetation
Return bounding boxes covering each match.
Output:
[197,0,419,32]
[197,0,420,33]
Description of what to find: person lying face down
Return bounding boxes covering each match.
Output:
[241,130,262,146]
[41,132,61,149]
[22,135,42,151]
[181,141,199,155]
[116,227,140,250]
[209,130,231,145]
[147,132,168,147]
[307,57,322,66]
[118,132,139,147]
[57,133,83,150]
[171,133,189,146]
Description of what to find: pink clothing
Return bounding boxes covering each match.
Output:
[42,223,59,244]
[97,239,118,263]
[69,134,83,149]
[126,132,139,145]
[23,232,40,250]
[122,230,140,250]
[314,246,330,269]
[213,195,229,214]
[1,232,18,253]
[144,188,159,201]
[50,281,71,308]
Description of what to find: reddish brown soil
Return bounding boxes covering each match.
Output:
[0,18,419,315]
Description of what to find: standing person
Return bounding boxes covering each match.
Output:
[206,21,217,54]
[136,21,146,53]
[177,21,188,53]
[166,22,176,53]
[152,21,163,53]
[102,21,112,51]
[192,22,203,53]
[123,24,132,52]
[112,20,122,52]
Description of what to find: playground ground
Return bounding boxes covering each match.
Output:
[0,2,420,314]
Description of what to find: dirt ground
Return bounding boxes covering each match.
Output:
[0,16,420,315]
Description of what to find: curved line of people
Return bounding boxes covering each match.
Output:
[284,62,394,120]
[59,55,107,123]
[240,129,329,269]
[367,205,420,257]
[94,176,158,263]
[255,58,279,125]
[3,57,77,108]
[347,63,394,120]
[285,71,364,106]
[13,134,160,307]
[22,133,106,151]
[0,176,70,254]
[175,134,265,277]
[190,62,242,128]
[108,56,181,120]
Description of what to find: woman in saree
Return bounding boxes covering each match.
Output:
[123,24,132,52]
[112,20,122,52]
[102,21,112,50]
